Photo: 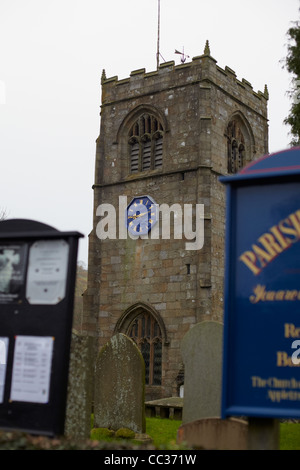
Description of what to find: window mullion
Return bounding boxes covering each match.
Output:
[128,113,163,174]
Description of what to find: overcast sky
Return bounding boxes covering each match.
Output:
[0,0,299,264]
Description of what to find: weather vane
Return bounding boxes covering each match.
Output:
[175,47,190,64]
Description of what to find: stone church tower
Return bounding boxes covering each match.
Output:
[82,42,269,400]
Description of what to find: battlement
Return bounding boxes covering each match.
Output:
[101,41,268,118]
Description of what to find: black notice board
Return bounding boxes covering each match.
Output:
[0,219,83,437]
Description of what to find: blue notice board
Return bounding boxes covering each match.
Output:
[220,147,300,419]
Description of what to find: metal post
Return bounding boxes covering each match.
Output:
[247,418,279,450]
[157,0,160,69]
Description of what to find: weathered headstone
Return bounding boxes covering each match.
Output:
[181,321,223,424]
[64,331,96,439]
[177,417,248,450]
[94,333,145,433]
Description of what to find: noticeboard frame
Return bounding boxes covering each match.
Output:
[220,153,300,420]
[0,219,83,437]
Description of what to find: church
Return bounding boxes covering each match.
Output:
[82,42,269,400]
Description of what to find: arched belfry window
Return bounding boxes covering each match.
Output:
[227,120,246,174]
[114,303,167,387]
[129,113,164,173]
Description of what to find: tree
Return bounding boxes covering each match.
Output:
[283,7,300,146]
[0,208,8,221]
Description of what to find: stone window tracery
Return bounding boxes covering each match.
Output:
[127,311,162,386]
[129,114,164,173]
[227,120,246,174]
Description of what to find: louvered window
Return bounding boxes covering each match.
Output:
[130,140,139,173]
[127,312,162,386]
[154,136,163,168]
[142,139,151,170]
[128,113,164,173]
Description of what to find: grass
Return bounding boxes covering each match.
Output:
[144,417,182,449]
[280,422,300,450]
[0,417,299,449]
[145,419,300,450]
[146,420,300,450]
[90,416,184,449]
[90,416,300,450]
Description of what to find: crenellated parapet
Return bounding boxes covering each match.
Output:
[101,41,268,121]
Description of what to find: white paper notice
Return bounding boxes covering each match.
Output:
[10,336,54,404]
[26,239,69,304]
[0,337,9,403]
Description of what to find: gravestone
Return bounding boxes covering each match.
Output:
[177,417,248,450]
[181,321,223,424]
[64,331,96,439]
[94,333,145,433]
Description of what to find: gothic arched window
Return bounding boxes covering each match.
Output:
[127,311,162,386]
[129,114,164,173]
[227,120,246,174]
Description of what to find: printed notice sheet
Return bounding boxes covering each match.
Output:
[0,337,9,403]
[10,336,54,404]
[0,245,27,303]
[26,239,69,304]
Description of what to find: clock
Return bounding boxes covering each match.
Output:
[126,195,158,236]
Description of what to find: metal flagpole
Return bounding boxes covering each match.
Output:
[157,0,160,69]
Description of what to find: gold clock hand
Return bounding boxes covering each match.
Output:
[128,212,147,220]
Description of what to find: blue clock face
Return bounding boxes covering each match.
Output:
[126,196,158,236]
